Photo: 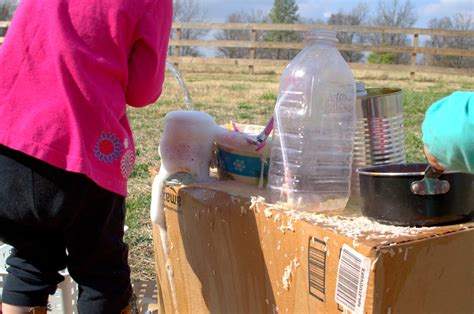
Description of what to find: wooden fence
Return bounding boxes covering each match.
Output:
[169,22,474,77]
[0,21,8,43]
[1,21,473,76]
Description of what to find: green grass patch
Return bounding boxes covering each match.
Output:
[125,194,151,232]
[156,99,175,106]
[238,112,253,120]
[259,92,277,101]
[460,81,474,90]
[130,162,151,179]
[192,102,207,110]
[238,102,253,110]
[402,90,452,162]
[228,83,250,92]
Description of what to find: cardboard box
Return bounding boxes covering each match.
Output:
[152,181,474,314]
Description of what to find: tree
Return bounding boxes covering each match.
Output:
[424,13,474,68]
[369,0,417,64]
[265,0,302,60]
[367,51,395,64]
[171,0,208,57]
[327,2,369,63]
[269,0,299,24]
[0,0,18,37]
[214,10,269,59]
[0,0,18,20]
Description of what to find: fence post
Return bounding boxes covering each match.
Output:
[410,33,419,79]
[174,28,181,69]
[0,21,9,45]
[248,29,257,75]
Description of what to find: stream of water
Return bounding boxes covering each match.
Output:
[166,61,194,110]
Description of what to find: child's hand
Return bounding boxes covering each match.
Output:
[423,146,444,171]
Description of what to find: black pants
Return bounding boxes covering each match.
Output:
[0,146,132,313]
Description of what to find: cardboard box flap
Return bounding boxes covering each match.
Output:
[177,181,474,247]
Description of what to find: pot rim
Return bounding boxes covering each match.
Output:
[357,169,425,177]
[356,163,463,177]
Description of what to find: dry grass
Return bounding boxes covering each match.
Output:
[125,64,473,281]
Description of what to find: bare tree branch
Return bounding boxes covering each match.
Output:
[170,0,209,57]
[0,0,18,21]
[328,2,369,63]
[424,13,474,68]
[214,10,269,59]
[370,0,417,64]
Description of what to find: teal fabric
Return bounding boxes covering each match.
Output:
[422,91,474,173]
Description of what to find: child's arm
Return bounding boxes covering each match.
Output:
[126,0,172,107]
[422,91,474,173]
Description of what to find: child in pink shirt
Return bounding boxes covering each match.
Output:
[0,0,172,312]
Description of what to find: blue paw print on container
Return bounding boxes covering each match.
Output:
[233,159,246,172]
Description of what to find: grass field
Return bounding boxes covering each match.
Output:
[124,65,473,281]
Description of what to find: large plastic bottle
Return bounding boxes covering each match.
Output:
[267,30,356,212]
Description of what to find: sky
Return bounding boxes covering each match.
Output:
[199,0,474,28]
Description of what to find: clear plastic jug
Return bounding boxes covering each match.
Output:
[267,30,356,211]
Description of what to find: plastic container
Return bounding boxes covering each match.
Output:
[0,243,78,313]
[216,124,271,186]
[267,30,356,211]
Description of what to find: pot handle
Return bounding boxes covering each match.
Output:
[410,165,451,195]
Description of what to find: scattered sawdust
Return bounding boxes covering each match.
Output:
[282,257,300,291]
[250,196,265,213]
[264,207,273,218]
[249,196,443,240]
[278,218,295,234]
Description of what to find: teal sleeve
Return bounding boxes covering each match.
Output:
[422,91,474,173]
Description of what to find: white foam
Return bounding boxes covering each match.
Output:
[150,168,179,311]
[150,110,259,312]
[158,111,217,181]
[151,110,219,312]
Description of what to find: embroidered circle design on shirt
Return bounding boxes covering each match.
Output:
[121,149,135,178]
[94,132,123,163]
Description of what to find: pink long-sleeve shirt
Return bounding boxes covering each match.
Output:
[0,0,172,196]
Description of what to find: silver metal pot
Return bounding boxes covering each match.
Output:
[351,84,406,197]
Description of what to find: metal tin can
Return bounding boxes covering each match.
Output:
[351,84,406,197]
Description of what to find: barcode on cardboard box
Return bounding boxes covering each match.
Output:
[335,244,371,314]
[308,237,327,302]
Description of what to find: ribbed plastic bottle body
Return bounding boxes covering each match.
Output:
[267,35,356,211]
